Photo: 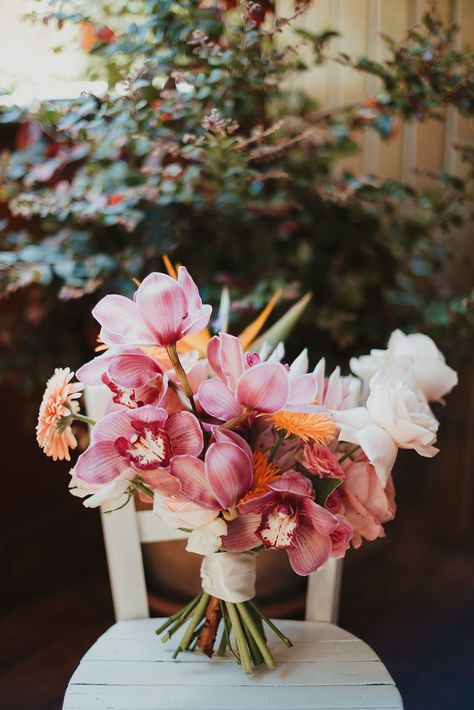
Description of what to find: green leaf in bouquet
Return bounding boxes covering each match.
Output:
[251,292,312,350]
[311,476,343,507]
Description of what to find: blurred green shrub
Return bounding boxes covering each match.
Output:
[0,0,473,388]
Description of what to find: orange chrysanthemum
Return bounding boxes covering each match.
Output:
[240,451,280,503]
[267,411,337,444]
[36,368,84,461]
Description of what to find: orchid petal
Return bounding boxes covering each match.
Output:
[219,333,245,390]
[108,353,162,388]
[198,378,243,420]
[236,362,290,413]
[287,511,333,575]
[136,272,188,345]
[75,441,131,485]
[170,455,218,509]
[166,411,203,456]
[91,409,135,444]
[93,295,153,345]
[287,373,317,405]
[206,441,253,510]
[222,513,262,552]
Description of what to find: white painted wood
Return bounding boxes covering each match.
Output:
[443,0,461,173]
[63,619,403,710]
[362,0,381,175]
[306,557,343,623]
[401,0,421,185]
[136,509,187,543]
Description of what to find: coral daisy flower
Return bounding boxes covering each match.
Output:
[36,368,84,461]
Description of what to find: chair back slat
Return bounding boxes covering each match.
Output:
[136,510,187,544]
[85,385,342,623]
[305,557,343,624]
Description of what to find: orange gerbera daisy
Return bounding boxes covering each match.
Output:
[36,368,84,461]
[240,451,280,503]
[266,411,337,444]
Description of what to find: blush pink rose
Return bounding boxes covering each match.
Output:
[299,444,345,478]
[330,515,353,558]
[339,454,396,548]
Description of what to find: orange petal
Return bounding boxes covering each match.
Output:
[238,288,283,351]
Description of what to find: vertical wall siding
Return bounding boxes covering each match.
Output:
[289,0,473,181]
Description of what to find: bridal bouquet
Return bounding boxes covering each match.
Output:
[37,263,457,672]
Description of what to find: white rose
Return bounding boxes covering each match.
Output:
[186,518,228,555]
[350,329,457,402]
[332,371,439,485]
[153,492,218,531]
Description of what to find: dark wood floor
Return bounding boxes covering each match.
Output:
[1,385,473,710]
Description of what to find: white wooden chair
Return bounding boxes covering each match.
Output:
[63,386,404,710]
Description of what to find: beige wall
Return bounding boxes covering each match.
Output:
[280,0,474,184]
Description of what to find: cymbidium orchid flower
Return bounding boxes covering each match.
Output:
[198,333,317,422]
[74,405,203,499]
[92,267,212,348]
[332,371,439,485]
[77,347,168,409]
[226,470,338,575]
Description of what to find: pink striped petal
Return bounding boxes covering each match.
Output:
[183,304,213,337]
[91,409,135,443]
[108,353,162,388]
[166,411,203,456]
[206,441,253,510]
[212,428,253,463]
[198,378,243,420]
[287,506,334,575]
[222,513,262,552]
[93,295,153,346]
[236,362,290,413]
[288,373,318,405]
[219,334,245,390]
[75,441,131,485]
[128,405,168,428]
[207,336,224,379]
[136,272,188,345]
[177,266,202,312]
[300,497,339,537]
[170,455,219,509]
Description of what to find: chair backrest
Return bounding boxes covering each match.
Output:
[85,385,343,624]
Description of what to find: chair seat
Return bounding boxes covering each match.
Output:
[63,618,403,710]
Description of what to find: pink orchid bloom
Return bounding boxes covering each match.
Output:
[198,333,317,422]
[77,347,168,409]
[75,405,203,491]
[92,267,212,348]
[168,429,253,515]
[226,470,338,575]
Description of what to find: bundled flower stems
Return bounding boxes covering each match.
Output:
[37,261,457,672]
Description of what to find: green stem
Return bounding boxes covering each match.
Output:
[166,344,198,415]
[239,606,263,666]
[338,445,360,464]
[161,595,204,641]
[220,600,239,661]
[73,412,97,427]
[268,429,284,463]
[226,602,253,674]
[155,593,202,636]
[237,602,277,670]
[248,600,293,648]
[133,478,154,499]
[216,620,228,656]
[173,592,210,658]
